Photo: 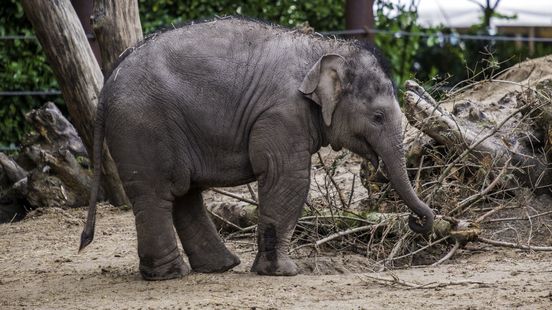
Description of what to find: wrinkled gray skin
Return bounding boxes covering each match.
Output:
[80,18,434,280]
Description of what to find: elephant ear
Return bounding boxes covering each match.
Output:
[299,54,346,127]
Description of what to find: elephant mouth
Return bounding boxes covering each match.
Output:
[362,143,380,171]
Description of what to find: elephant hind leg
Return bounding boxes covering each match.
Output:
[173,189,240,273]
[132,194,190,280]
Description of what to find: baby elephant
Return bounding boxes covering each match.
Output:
[80,17,434,280]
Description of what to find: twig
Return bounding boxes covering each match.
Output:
[298,215,376,224]
[484,210,552,223]
[315,224,382,248]
[346,174,356,209]
[414,155,425,193]
[526,208,534,245]
[206,209,244,231]
[226,224,257,239]
[449,158,511,215]
[358,273,486,289]
[378,236,450,264]
[478,236,552,251]
[431,241,460,266]
[316,152,347,208]
[246,183,257,202]
[475,203,509,223]
[211,188,258,205]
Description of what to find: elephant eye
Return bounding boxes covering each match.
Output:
[373,112,384,124]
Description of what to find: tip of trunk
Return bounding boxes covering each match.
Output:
[408,210,434,234]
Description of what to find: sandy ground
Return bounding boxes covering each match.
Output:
[1,206,551,310]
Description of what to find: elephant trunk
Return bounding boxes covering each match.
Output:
[375,134,434,233]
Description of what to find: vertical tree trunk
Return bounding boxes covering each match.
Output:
[21,0,129,206]
[71,0,102,64]
[91,0,143,76]
[345,0,375,41]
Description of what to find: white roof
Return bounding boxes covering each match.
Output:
[389,0,552,28]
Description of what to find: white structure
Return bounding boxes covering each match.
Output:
[390,0,552,28]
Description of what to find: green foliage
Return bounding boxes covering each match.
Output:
[138,0,344,34]
[372,0,552,96]
[3,0,552,147]
[1,0,344,147]
[0,0,61,147]
[374,1,426,86]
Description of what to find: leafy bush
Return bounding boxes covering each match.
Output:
[0,0,61,147]
[0,0,344,147]
[138,0,343,33]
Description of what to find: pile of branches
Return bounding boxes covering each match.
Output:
[207,56,552,268]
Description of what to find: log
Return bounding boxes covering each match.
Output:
[0,154,28,223]
[0,102,98,222]
[205,201,479,244]
[25,102,87,156]
[19,102,94,209]
[404,79,552,193]
[91,0,143,76]
[21,0,129,206]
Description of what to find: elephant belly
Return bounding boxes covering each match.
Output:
[190,151,256,188]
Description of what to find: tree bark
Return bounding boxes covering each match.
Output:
[91,0,143,77]
[345,0,375,41]
[21,0,129,206]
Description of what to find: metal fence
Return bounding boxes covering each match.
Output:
[2,28,552,98]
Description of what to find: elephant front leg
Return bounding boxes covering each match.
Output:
[133,195,190,280]
[173,189,240,273]
[249,143,311,276]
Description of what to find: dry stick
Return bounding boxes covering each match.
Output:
[377,236,450,265]
[478,236,552,251]
[298,215,376,224]
[526,208,534,245]
[431,241,460,266]
[358,273,486,289]
[414,155,425,193]
[315,224,383,248]
[211,188,258,205]
[226,226,257,240]
[346,174,356,209]
[475,203,511,223]
[316,152,348,208]
[246,183,257,202]
[484,210,552,223]
[206,209,245,231]
[386,231,413,263]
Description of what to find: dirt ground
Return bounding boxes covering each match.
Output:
[0,205,551,310]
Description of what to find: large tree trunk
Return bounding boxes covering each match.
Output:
[91,0,143,76]
[21,0,129,206]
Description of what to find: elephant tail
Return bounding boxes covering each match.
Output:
[79,98,106,253]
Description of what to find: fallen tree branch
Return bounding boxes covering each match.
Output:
[431,241,461,266]
[358,273,486,289]
[210,188,258,205]
[317,152,348,208]
[484,210,552,223]
[478,236,552,251]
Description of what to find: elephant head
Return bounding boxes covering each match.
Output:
[299,52,434,233]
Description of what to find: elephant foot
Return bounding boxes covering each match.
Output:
[251,251,298,276]
[139,252,190,281]
[189,248,241,273]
